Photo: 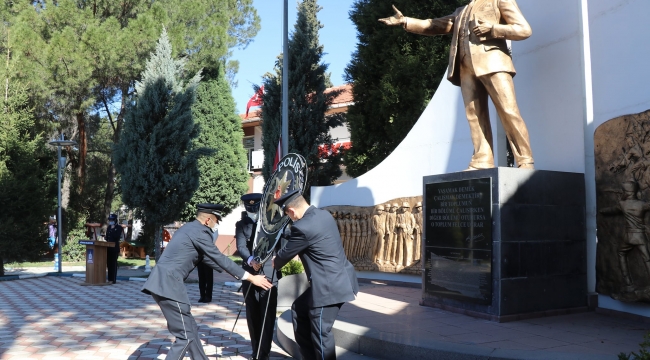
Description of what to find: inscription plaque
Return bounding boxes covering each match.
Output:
[424,178,492,305]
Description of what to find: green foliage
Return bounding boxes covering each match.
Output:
[113,31,210,259]
[280,259,305,277]
[619,333,650,360]
[343,0,466,177]
[179,65,249,221]
[1,0,260,232]
[261,0,344,197]
[0,82,56,274]
[61,228,87,262]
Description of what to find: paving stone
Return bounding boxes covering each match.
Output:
[0,277,291,359]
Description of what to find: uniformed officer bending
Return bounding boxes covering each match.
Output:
[142,203,272,360]
[236,193,281,360]
[273,190,359,360]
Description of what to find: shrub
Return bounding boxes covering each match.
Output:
[280,259,304,277]
[61,228,88,262]
[620,333,650,360]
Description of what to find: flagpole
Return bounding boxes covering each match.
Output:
[281,0,289,156]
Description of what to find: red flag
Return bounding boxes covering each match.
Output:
[273,137,282,172]
[245,85,264,118]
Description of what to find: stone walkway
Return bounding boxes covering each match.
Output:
[335,283,650,359]
[0,276,291,360]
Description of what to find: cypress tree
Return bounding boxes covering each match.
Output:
[179,65,249,221]
[261,0,343,197]
[343,0,466,177]
[113,29,207,260]
[0,82,56,275]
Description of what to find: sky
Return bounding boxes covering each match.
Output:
[230,0,358,115]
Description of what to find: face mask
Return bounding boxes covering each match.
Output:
[108,221,115,226]
[247,212,258,222]
[211,222,220,233]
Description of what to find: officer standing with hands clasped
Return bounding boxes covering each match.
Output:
[273,190,359,360]
[142,203,272,360]
[105,213,124,284]
[236,193,281,360]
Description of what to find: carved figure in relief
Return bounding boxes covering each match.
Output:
[384,203,397,265]
[600,181,650,293]
[343,213,352,259]
[401,202,417,267]
[335,212,345,245]
[351,213,360,262]
[332,211,342,242]
[394,202,414,267]
[360,213,369,262]
[372,205,387,264]
[610,135,646,185]
[413,202,423,263]
[387,203,400,264]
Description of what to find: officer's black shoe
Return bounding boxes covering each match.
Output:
[198,297,206,303]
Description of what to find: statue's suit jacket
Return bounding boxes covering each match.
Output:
[404,0,532,86]
[275,206,359,308]
[142,220,245,304]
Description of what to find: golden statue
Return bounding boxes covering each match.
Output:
[380,0,534,170]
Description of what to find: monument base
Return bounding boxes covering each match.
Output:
[422,167,587,320]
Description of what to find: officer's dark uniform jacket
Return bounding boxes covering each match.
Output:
[142,220,245,304]
[105,225,123,247]
[236,216,281,279]
[274,206,358,308]
[235,215,258,273]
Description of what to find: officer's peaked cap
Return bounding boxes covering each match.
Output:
[241,193,263,213]
[274,189,300,210]
[197,203,225,220]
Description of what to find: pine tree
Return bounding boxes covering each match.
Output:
[179,65,249,221]
[261,0,343,197]
[113,29,208,260]
[343,0,466,177]
[4,0,260,229]
[0,82,56,275]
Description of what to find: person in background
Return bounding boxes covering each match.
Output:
[236,193,280,360]
[197,215,220,303]
[48,216,57,251]
[105,213,124,284]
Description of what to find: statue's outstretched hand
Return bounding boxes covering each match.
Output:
[378,5,405,26]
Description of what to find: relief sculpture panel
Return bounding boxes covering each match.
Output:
[323,196,423,275]
[595,109,650,302]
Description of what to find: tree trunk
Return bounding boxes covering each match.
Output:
[102,160,116,224]
[76,112,87,193]
[0,257,4,277]
[154,224,162,261]
[101,85,127,223]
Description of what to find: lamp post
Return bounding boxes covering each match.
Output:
[49,134,77,273]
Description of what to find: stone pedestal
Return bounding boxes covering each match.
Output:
[421,168,587,321]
